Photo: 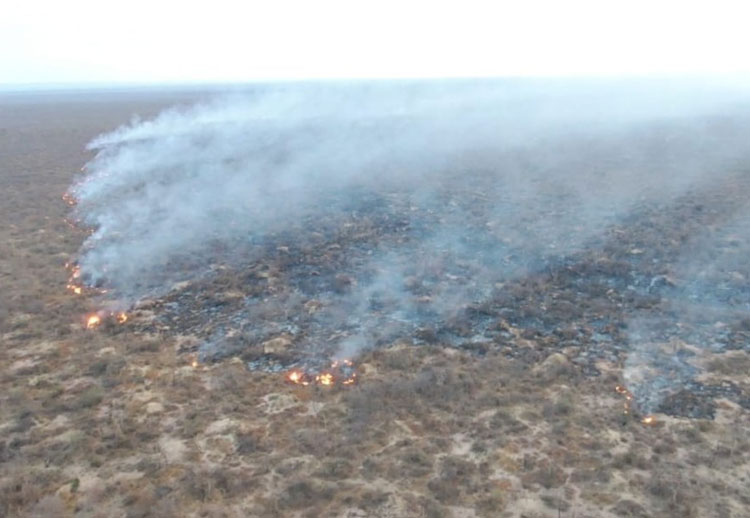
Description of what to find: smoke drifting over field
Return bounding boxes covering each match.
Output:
[70,78,750,414]
[72,80,747,297]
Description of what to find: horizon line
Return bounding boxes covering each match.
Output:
[3,71,750,94]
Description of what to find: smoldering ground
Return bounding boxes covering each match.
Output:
[69,78,750,417]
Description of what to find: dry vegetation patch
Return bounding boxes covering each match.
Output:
[1,93,749,517]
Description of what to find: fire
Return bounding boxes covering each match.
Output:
[63,196,130,329]
[285,360,358,387]
[615,385,656,425]
[316,373,334,386]
[82,310,129,330]
[62,192,77,207]
[615,385,634,414]
[86,314,101,329]
[64,263,87,295]
[286,369,311,385]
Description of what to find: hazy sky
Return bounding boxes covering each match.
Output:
[2,0,749,86]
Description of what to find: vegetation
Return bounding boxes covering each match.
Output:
[1,93,749,517]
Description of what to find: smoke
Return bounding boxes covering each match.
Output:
[622,173,750,415]
[70,78,750,386]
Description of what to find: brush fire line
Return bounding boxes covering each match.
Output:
[615,385,656,425]
[64,193,129,330]
[84,311,128,330]
[286,359,357,386]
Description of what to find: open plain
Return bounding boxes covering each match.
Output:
[1,88,749,518]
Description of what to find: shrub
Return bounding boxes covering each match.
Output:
[278,480,334,509]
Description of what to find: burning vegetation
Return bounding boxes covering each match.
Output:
[83,310,127,330]
[3,83,750,518]
[615,384,656,425]
[60,81,750,421]
[64,262,83,295]
[85,313,101,329]
[285,359,358,387]
[63,198,128,330]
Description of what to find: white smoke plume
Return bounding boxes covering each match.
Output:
[69,78,750,376]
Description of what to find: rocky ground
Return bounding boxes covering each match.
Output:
[1,91,749,518]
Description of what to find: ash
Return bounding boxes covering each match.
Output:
[131,168,750,420]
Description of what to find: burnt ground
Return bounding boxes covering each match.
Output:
[1,91,749,518]
[137,169,750,420]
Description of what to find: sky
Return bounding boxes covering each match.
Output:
[2,0,749,86]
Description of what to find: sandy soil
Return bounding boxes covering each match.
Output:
[1,90,749,518]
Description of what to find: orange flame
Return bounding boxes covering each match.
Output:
[316,373,334,386]
[286,369,311,385]
[615,385,634,414]
[82,310,128,330]
[64,263,86,295]
[86,314,101,329]
[285,359,358,387]
[615,385,654,425]
[62,192,77,207]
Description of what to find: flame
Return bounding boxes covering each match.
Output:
[191,360,199,368]
[64,263,86,295]
[316,373,334,386]
[82,310,128,330]
[615,385,654,424]
[285,359,358,387]
[615,385,634,414]
[64,196,129,333]
[86,314,101,329]
[62,192,77,207]
[65,259,110,296]
[286,369,311,385]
